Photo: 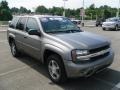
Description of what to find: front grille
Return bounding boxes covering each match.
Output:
[89,45,110,54]
[78,45,110,63]
[90,52,109,61]
[78,52,110,64]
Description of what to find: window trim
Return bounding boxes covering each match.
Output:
[9,17,20,29]
[25,17,40,33]
[16,17,28,31]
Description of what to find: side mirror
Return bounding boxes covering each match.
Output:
[28,29,40,36]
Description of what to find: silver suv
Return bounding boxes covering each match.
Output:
[102,17,120,31]
[7,15,114,83]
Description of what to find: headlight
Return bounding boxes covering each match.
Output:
[71,49,89,62]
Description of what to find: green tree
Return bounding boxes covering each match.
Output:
[35,6,48,14]
[103,9,111,19]
[19,7,31,14]
[11,7,31,14]
[11,7,19,14]
[0,1,12,21]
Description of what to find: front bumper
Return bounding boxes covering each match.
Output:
[64,50,114,78]
[102,25,115,29]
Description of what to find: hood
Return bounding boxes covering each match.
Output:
[54,32,110,50]
[103,21,116,25]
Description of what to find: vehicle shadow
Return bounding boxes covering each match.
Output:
[17,54,120,90]
[103,29,120,31]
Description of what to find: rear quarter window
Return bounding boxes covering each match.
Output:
[9,17,20,29]
[16,17,27,31]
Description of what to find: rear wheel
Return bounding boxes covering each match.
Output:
[47,54,67,84]
[96,24,98,27]
[103,28,106,31]
[10,40,20,57]
[115,25,118,31]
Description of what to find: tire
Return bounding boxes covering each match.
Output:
[103,28,106,31]
[47,54,67,84]
[10,40,20,57]
[115,25,118,31]
[96,24,98,27]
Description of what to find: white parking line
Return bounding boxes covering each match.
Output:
[0,40,7,43]
[116,83,120,88]
[0,50,9,53]
[0,64,37,77]
[0,30,7,32]
[112,82,120,90]
[93,76,116,87]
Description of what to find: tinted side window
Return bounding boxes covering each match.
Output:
[26,18,39,32]
[16,17,27,30]
[9,17,20,29]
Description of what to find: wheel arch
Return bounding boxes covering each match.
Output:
[43,49,64,65]
[8,36,15,46]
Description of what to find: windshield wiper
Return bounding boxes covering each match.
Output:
[46,30,68,33]
[46,29,81,34]
[65,29,81,33]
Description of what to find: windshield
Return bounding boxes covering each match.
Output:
[106,17,119,22]
[40,17,81,33]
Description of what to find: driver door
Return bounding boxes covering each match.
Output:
[24,17,42,60]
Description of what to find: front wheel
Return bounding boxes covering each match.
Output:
[10,41,20,57]
[115,25,118,31]
[47,54,67,84]
[96,24,98,27]
[103,28,106,31]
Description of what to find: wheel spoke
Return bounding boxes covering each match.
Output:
[11,43,16,55]
[48,60,60,80]
[54,70,60,79]
[56,66,60,70]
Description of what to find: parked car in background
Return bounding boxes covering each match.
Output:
[71,19,81,25]
[96,18,105,27]
[8,15,114,83]
[102,17,120,31]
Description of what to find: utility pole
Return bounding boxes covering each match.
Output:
[117,0,120,17]
[90,13,92,21]
[63,0,68,17]
[96,14,98,21]
[81,0,84,26]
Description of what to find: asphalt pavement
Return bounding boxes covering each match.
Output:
[0,27,120,90]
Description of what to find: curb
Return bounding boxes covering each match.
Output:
[0,30,7,32]
[80,25,95,27]
[84,25,95,27]
[0,25,8,27]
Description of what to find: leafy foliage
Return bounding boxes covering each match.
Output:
[11,7,31,14]
[0,0,119,21]
[35,4,119,20]
[0,1,12,21]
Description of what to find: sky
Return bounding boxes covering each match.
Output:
[1,0,120,11]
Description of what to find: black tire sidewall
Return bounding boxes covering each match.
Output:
[115,25,118,31]
[47,54,67,83]
[103,28,106,30]
[10,41,19,57]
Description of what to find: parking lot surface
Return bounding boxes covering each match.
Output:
[0,27,120,90]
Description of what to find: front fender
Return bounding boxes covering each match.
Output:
[7,32,16,44]
[41,44,71,63]
[9,33,15,39]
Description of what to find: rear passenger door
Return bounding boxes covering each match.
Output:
[24,18,42,60]
[15,17,28,51]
